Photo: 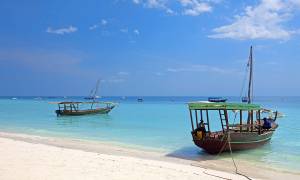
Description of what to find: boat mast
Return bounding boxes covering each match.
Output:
[247,46,253,104]
[90,79,100,109]
[93,79,100,98]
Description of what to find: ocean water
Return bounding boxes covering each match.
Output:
[0,96,299,172]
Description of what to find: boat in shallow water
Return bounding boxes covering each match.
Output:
[50,101,116,116]
[188,102,278,154]
[187,46,280,154]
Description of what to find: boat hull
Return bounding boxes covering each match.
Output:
[56,107,113,116]
[192,131,274,154]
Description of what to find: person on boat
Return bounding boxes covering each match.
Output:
[262,117,272,129]
[196,122,206,139]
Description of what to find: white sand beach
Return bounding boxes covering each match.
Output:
[0,132,299,180]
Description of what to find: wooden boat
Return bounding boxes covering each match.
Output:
[187,46,279,154]
[137,98,143,102]
[208,97,227,103]
[50,101,115,116]
[241,97,248,103]
[188,102,278,154]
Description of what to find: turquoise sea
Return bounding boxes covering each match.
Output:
[0,96,299,172]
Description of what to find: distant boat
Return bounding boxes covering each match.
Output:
[242,97,248,103]
[187,46,280,154]
[85,79,101,100]
[84,95,100,100]
[137,98,143,102]
[208,97,227,103]
[11,97,17,100]
[50,101,116,116]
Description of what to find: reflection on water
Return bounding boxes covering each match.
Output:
[56,114,113,127]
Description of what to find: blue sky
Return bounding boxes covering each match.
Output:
[1,0,300,96]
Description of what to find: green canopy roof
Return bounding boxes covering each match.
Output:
[188,102,261,110]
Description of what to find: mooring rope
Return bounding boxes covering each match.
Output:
[199,112,252,180]
[227,112,253,180]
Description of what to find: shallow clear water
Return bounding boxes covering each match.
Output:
[0,96,299,172]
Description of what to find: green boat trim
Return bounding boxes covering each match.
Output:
[188,102,261,111]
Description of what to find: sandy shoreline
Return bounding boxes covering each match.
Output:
[0,132,299,180]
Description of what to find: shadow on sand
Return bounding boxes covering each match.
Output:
[166,143,273,163]
[166,146,218,161]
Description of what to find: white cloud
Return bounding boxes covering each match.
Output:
[133,0,141,4]
[209,0,300,40]
[120,28,129,33]
[89,19,108,30]
[89,25,98,30]
[133,29,140,35]
[154,72,164,76]
[132,0,218,15]
[132,0,165,7]
[131,0,175,15]
[179,0,212,16]
[101,19,108,26]
[46,26,77,35]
